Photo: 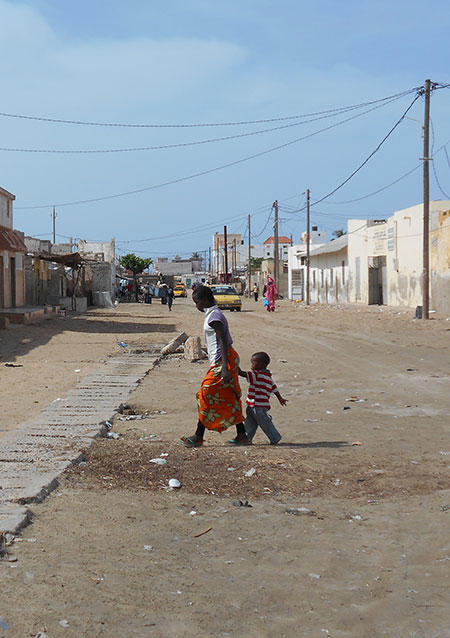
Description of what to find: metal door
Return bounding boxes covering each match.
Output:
[291,269,304,300]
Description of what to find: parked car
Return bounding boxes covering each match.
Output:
[173,283,187,298]
[210,285,242,311]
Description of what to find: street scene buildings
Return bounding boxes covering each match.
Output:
[1,3,449,637]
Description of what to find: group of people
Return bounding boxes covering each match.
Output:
[143,282,174,310]
[252,276,278,312]
[181,284,287,448]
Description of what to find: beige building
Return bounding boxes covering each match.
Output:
[0,186,27,309]
[347,201,450,312]
[287,201,450,312]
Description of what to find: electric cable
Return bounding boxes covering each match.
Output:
[275,92,422,215]
[0,101,409,154]
[0,88,419,129]
[15,93,411,210]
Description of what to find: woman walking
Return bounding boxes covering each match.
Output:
[263,276,278,312]
[181,285,249,447]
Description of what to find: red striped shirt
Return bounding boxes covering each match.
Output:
[245,369,277,408]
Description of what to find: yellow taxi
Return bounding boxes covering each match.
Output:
[210,285,242,311]
[173,283,187,298]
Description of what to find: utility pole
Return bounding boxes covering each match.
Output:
[52,206,56,245]
[306,189,310,305]
[273,200,279,291]
[232,238,237,278]
[208,246,211,275]
[223,225,229,283]
[247,214,251,297]
[422,79,431,319]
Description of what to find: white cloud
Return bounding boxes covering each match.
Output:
[0,0,247,116]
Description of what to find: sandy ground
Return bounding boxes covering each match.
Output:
[1,298,449,637]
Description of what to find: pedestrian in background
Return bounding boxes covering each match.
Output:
[167,286,174,311]
[252,283,259,302]
[263,276,277,312]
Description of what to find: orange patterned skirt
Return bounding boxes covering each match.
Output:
[197,347,244,432]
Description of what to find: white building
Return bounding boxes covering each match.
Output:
[0,186,27,309]
[287,201,450,312]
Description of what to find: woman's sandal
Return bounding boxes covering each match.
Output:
[180,436,203,448]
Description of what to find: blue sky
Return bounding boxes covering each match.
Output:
[1,0,449,259]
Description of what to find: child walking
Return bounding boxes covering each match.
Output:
[239,352,287,444]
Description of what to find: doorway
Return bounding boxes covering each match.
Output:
[368,256,386,305]
[10,257,16,307]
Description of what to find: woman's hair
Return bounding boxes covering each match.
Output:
[192,284,216,306]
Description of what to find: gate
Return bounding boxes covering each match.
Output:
[291,269,304,300]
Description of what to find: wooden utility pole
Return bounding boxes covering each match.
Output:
[208,246,211,275]
[232,238,237,277]
[247,214,251,297]
[422,79,431,319]
[273,200,279,291]
[52,206,56,244]
[306,189,310,305]
[223,225,229,283]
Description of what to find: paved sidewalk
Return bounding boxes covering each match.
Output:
[0,347,161,540]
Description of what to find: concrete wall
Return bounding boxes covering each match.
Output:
[430,209,450,313]
[384,201,450,310]
[78,239,115,263]
[309,249,349,304]
[0,192,13,229]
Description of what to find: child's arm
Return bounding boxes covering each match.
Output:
[237,368,248,379]
[274,390,287,406]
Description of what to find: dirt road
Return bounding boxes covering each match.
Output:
[1,299,449,637]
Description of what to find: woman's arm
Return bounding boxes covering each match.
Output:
[210,320,231,383]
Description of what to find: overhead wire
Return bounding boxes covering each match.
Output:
[274,92,422,215]
[0,87,419,129]
[15,92,412,210]
[0,100,411,154]
[430,118,450,199]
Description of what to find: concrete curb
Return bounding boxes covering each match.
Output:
[0,347,162,542]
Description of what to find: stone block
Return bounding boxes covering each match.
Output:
[184,336,206,361]
[0,316,10,330]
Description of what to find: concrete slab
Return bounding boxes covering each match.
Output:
[0,350,161,534]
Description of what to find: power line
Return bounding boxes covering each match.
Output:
[0,88,419,129]
[0,105,393,154]
[279,92,423,214]
[15,93,410,210]
[323,164,421,204]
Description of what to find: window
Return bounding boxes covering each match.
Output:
[321,270,324,287]
[341,261,345,284]
[313,271,316,287]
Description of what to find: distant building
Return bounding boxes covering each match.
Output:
[154,257,202,276]
[0,186,27,309]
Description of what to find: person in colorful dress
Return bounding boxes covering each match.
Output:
[263,276,278,312]
[181,285,249,447]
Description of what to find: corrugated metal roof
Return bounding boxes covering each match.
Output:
[0,225,27,252]
[310,234,348,256]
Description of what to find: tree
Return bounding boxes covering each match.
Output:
[332,229,346,239]
[190,251,201,261]
[249,256,263,270]
[119,253,152,302]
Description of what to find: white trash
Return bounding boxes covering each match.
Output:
[244,468,256,477]
[168,478,181,489]
[150,458,167,465]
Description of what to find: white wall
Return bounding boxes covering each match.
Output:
[0,194,13,229]
[386,201,450,309]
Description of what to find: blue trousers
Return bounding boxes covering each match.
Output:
[244,406,281,444]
